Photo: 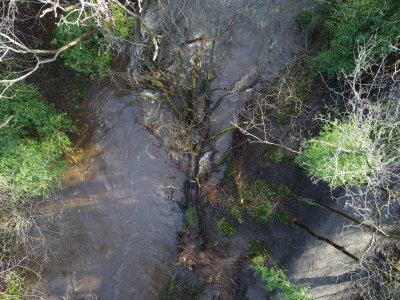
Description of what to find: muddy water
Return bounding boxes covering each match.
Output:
[43,83,183,299]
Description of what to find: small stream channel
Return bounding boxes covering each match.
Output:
[42,82,184,299]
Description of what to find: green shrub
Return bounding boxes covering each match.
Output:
[274,184,294,199]
[276,210,292,224]
[250,257,313,300]
[52,6,134,76]
[296,116,381,187]
[247,240,312,300]
[276,107,295,124]
[0,272,24,300]
[240,180,274,224]
[295,9,313,28]
[269,55,317,124]
[229,204,244,224]
[0,83,73,198]
[103,4,135,38]
[314,0,400,78]
[265,148,285,164]
[216,218,235,236]
[248,240,268,260]
[184,206,198,229]
[52,16,111,77]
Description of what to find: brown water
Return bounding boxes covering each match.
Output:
[42,83,183,299]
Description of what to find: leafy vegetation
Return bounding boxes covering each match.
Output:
[52,5,134,77]
[240,179,275,224]
[103,4,135,38]
[216,218,235,236]
[313,0,400,78]
[295,9,313,29]
[0,83,73,198]
[52,17,111,77]
[248,240,268,260]
[274,184,294,200]
[184,206,199,229]
[276,107,296,124]
[0,83,73,297]
[0,1,135,299]
[229,204,244,224]
[0,272,24,300]
[296,116,381,187]
[248,241,312,300]
[250,257,313,300]
[265,148,286,164]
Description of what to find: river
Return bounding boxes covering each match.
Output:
[42,82,183,299]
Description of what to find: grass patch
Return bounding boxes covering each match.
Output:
[216,218,235,236]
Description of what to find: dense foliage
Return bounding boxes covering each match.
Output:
[52,5,134,76]
[52,18,111,76]
[103,4,135,39]
[0,83,73,198]
[296,116,380,187]
[314,0,400,77]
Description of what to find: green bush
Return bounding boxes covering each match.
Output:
[295,9,313,28]
[229,204,244,224]
[0,272,24,300]
[52,6,134,77]
[240,180,275,224]
[265,148,285,164]
[274,184,294,199]
[296,116,381,187]
[52,17,111,77]
[247,241,312,300]
[103,4,135,38]
[0,83,73,198]
[184,206,198,229]
[250,256,313,300]
[314,0,400,78]
[216,218,235,236]
[248,240,268,260]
